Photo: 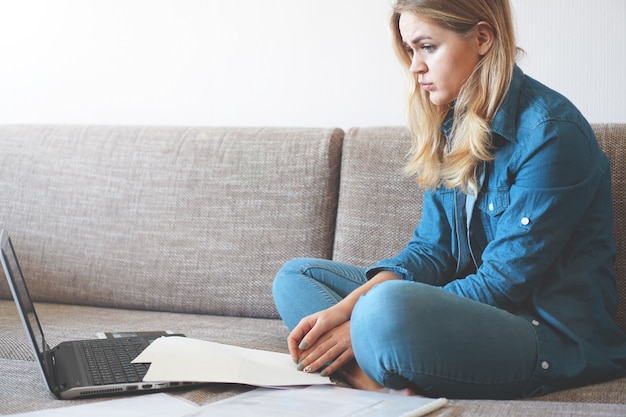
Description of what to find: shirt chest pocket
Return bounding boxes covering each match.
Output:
[476,188,510,241]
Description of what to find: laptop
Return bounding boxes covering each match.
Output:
[0,229,197,399]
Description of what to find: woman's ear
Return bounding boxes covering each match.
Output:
[475,21,495,56]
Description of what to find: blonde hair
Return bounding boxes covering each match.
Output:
[391,0,518,194]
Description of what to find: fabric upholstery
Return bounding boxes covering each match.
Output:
[0,125,342,318]
[333,126,424,267]
[593,124,626,332]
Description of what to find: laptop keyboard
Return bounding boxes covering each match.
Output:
[81,339,149,385]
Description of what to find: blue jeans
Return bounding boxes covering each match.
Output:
[272,258,538,399]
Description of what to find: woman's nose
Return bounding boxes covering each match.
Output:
[410,55,426,74]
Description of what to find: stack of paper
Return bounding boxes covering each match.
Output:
[132,336,332,387]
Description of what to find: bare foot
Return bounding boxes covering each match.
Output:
[336,360,383,391]
[336,360,416,396]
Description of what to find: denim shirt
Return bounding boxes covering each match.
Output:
[367,66,626,396]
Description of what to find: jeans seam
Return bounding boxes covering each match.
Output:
[303,274,343,305]
[299,263,367,287]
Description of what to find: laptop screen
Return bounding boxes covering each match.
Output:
[0,230,52,385]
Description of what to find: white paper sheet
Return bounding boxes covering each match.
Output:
[183,386,447,417]
[6,393,198,417]
[132,336,332,387]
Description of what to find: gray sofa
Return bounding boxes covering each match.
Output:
[0,124,625,416]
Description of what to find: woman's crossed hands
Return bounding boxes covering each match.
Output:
[287,304,353,377]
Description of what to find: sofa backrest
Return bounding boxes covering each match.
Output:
[334,124,626,333]
[0,125,343,319]
[595,124,626,332]
[333,127,423,266]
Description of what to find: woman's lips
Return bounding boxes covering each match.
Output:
[420,83,434,91]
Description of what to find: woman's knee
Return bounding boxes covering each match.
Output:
[274,257,317,278]
[352,280,431,331]
[273,258,359,329]
[273,258,367,303]
[350,281,418,381]
[272,257,315,306]
[273,258,315,294]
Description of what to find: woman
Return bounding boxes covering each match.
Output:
[273,0,626,399]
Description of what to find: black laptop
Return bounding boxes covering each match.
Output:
[0,229,196,399]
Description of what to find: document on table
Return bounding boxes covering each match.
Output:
[6,393,198,417]
[184,385,447,417]
[131,336,332,387]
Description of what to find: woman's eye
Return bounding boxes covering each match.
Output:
[421,44,436,53]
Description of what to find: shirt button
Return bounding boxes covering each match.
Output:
[532,320,540,326]
[541,361,550,370]
[488,202,494,211]
[521,217,530,226]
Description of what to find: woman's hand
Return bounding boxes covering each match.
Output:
[287,270,400,376]
[288,304,352,376]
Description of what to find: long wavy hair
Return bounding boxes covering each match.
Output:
[391,0,519,194]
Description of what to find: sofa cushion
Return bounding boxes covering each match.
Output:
[0,126,343,318]
[334,125,626,333]
[333,127,424,266]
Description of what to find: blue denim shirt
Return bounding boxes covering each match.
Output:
[367,66,626,396]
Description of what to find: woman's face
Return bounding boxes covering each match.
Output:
[398,12,488,106]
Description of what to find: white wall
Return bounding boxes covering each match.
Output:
[513,0,625,124]
[0,0,624,128]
